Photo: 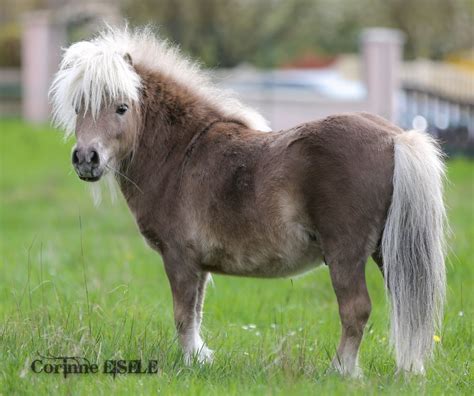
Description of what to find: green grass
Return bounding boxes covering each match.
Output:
[0,119,472,395]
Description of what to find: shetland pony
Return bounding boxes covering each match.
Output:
[50,27,446,377]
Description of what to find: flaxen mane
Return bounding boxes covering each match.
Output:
[50,27,270,137]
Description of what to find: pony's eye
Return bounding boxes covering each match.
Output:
[116,104,128,115]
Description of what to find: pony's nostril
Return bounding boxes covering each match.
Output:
[72,149,80,165]
[90,150,100,165]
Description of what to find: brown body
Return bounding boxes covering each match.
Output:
[124,110,396,279]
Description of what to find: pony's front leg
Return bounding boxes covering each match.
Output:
[164,258,213,364]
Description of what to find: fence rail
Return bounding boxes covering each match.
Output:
[400,85,474,156]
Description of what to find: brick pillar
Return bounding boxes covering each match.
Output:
[361,28,405,122]
[21,11,66,123]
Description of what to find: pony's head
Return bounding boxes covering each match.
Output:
[50,34,141,182]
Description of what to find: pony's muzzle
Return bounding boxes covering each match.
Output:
[72,146,102,182]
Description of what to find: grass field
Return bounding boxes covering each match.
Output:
[0,119,472,395]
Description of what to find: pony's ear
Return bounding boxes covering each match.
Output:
[123,53,133,66]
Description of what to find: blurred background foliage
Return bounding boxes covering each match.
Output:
[0,0,473,68]
[0,22,21,67]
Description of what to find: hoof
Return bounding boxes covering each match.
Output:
[184,345,214,365]
[331,359,363,379]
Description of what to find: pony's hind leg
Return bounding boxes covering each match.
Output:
[328,253,371,377]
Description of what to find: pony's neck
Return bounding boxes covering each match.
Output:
[118,65,221,200]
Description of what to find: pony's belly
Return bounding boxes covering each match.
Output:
[194,203,324,277]
[200,244,323,278]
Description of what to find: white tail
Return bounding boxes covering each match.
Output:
[381,130,447,374]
